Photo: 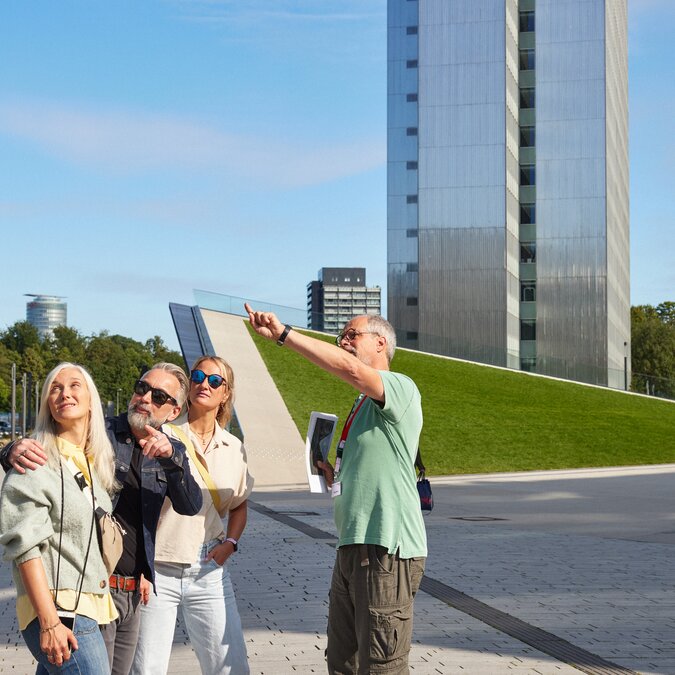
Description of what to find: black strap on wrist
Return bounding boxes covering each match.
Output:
[277,324,293,346]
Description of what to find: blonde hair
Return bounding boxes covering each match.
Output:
[190,355,235,428]
[34,362,118,495]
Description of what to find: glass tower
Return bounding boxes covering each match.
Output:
[387,0,629,388]
[25,295,67,339]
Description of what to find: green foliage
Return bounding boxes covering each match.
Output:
[0,322,184,415]
[631,303,675,398]
[248,325,675,476]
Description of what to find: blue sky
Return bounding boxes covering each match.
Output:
[1,0,673,351]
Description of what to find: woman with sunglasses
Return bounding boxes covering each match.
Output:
[0,363,118,673]
[132,355,253,675]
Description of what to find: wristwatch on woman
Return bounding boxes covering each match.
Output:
[225,537,238,552]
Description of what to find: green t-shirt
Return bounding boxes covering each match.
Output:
[333,370,427,559]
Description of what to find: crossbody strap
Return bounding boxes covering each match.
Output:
[167,424,221,513]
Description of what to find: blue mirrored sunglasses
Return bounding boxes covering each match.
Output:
[190,369,228,389]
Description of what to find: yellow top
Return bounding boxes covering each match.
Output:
[16,439,118,630]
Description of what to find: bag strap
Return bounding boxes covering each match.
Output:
[56,456,96,612]
[167,424,221,513]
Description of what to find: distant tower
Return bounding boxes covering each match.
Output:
[307,268,381,333]
[25,295,67,339]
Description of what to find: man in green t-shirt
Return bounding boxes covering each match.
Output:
[245,303,426,674]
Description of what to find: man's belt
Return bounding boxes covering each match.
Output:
[109,574,137,592]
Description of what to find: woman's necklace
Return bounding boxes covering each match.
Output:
[190,425,214,447]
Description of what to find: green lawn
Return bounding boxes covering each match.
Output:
[246,325,675,475]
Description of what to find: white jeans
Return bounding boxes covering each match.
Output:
[131,541,249,675]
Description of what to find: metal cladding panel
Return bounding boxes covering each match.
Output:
[605,0,630,388]
[419,186,505,230]
[388,162,419,196]
[536,0,615,385]
[418,227,511,366]
[388,0,419,340]
[388,228,421,263]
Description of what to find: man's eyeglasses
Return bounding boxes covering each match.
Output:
[190,369,228,390]
[336,328,380,346]
[133,380,178,407]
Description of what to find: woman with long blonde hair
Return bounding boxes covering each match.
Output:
[0,363,118,673]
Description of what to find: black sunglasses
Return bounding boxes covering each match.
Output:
[190,369,228,390]
[133,379,178,407]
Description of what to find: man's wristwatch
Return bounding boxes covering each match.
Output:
[225,537,238,552]
[276,324,292,346]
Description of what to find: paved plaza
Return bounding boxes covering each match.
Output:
[1,464,674,673]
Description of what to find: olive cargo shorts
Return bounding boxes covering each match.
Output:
[326,544,426,674]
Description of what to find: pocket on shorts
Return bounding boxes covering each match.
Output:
[368,601,413,665]
[367,546,398,605]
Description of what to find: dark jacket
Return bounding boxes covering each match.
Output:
[106,414,202,585]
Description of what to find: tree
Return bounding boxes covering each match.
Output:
[1,321,40,354]
[145,336,183,367]
[0,325,184,414]
[631,304,675,398]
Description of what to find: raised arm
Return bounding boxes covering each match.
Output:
[244,303,385,401]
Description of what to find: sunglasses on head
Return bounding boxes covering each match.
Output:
[133,379,178,407]
[190,369,228,389]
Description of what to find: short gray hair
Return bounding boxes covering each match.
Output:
[147,362,189,409]
[363,315,397,363]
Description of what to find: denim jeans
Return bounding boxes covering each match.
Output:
[22,615,110,674]
[131,540,249,675]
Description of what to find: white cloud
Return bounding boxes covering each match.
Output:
[0,99,385,188]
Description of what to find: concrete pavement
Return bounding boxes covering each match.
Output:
[2,464,674,673]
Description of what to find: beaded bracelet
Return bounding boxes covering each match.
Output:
[39,621,62,633]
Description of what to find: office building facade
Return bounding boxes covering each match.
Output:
[387,0,629,388]
[25,294,67,339]
[307,268,381,333]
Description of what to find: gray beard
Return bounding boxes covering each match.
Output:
[127,406,164,433]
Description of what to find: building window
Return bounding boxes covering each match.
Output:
[520,203,536,224]
[520,357,536,372]
[406,59,418,69]
[520,282,536,302]
[406,263,418,272]
[406,229,418,238]
[521,320,536,341]
[406,297,418,306]
[520,165,536,186]
[406,195,418,204]
[406,93,418,102]
[406,331,418,340]
[520,126,535,147]
[519,49,535,71]
[406,26,418,35]
[519,11,535,32]
[406,127,418,136]
[520,242,536,263]
[406,161,418,170]
[520,88,535,109]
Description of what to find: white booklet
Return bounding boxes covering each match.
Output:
[305,411,339,493]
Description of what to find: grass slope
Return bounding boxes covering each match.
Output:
[246,325,675,475]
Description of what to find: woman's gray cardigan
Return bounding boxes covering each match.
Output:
[0,461,112,603]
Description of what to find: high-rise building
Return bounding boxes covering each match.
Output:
[387,0,629,388]
[307,268,382,333]
[25,294,67,338]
